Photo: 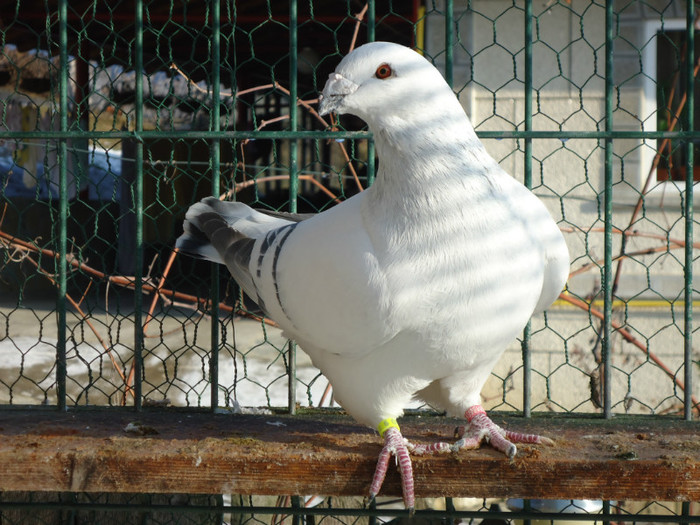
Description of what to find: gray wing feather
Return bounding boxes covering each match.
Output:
[176,198,304,320]
[177,210,258,300]
[256,209,317,223]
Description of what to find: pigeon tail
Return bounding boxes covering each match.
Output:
[177,197,292,307]
[177,199,255,264]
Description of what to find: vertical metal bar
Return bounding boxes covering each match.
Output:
[366,0,376,187]
[681,501,691,525]
[522,0,534,418]
[445,497,455,525]
[133,0,144,410]
[602,500,611,525]
[210,0,221,411]
[444,0,454,88]
[289,0,299,213]
[683,0,694,421]
[523,498,532,525]
[56,0,68,411]
[288,0,298,414]
[291,496,301,525]
[368,498,378,525]
[288,341,297,413]
[602,0,614,418]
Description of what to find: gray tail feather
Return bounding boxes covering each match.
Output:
[176,218,221,263]
[176,198,257,296]
[176,197,249,262]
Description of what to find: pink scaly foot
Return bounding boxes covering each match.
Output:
[453,405,554,458]
[368,410,551,509]
[369,419,416,511]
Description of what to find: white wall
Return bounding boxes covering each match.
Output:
[425,0,699,415]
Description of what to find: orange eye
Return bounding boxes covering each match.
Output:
[375,64,392,79]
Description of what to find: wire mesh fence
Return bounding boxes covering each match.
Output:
[0,0,698,523]
[0,494,697,525]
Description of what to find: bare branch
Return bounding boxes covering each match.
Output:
[349,3,369,53]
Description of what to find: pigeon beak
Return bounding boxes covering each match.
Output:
[318,72,359,116]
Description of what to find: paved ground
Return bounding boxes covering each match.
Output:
[0,298,326,408]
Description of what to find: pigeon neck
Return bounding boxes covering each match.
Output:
[368,114,494,188]
[364,120,499,229]
[371,107,484,155]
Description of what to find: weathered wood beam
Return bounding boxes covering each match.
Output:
[0,410,698,501]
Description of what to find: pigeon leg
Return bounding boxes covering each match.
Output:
[452,405,553,458]
[369,419,416,511]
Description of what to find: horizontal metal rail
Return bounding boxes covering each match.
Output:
[0,502,695,522]
[3,130,700,140]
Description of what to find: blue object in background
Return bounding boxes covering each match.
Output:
[0,146,121,202]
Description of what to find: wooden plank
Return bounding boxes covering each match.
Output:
[0,409,698,501]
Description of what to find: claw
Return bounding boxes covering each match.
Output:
[370,426,415,509]
[368,408,551,510]
[454,405,553,457]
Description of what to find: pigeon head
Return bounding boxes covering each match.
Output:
[318,42,462,127]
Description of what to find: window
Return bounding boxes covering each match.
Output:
[621,19,700,208]
[654,25,700,182]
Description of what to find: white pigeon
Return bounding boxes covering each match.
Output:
[176,41,570,509]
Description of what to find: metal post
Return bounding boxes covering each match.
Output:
[288,341,297,414]
[602,500,612,525]
[368,498,378,525]
[522,0,534,418]
[56,0,68,411]
[210,0,221,411]
[133,0,144,410]
[288,0,298,414]
[291,496,302,525]
[445,497,456,525]
[289,0,299,213]
[367,0,376,187]
[602,0,615,418]
[444,0,454,88]
[683,0,694,421]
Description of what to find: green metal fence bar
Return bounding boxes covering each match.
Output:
[603,0,614,418]
[602,500,612,525]
[0,502,697,523]
[210,0,221,411]
[683,502,693,525]
[521,0,534,419]
[288,0,299,414]
[367,0,375,41]
[368,498,378,525]
[684,0,694,421]
[366,0,376,186]
[56,0,69,411]
[133,0,144,410]
[288,0,299,215]
[445,496,456,525]
[291,495,301,525]
[444,0,453,88]
[6,129,700,141]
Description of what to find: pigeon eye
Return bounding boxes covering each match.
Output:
[375,64,392,79]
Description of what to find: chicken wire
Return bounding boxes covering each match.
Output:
[0,0,698,523]
[0,495,694,525]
